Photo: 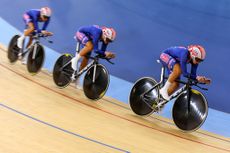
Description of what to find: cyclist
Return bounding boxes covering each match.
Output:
[159,45,211,101]
[17,7,53,62]
[71,25,116,80]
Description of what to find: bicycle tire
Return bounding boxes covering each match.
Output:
[83,64,109,100]
[27,44,45,75]
[53,54,73,88]
[7,35,20,63]
[172,89,208,132]
[129,77,159,116]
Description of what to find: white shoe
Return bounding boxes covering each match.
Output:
[75,79,82,90]
[17,36,24,49]
[159,88,170,101]
[21,56,27,65]
[21,59,27,65]
[156,104,165,113]
[71,72,76,81]
[21,51,28,65]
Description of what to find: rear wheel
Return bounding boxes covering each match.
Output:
[129,77,159,116]
[27,44,45,75]
[83,64,109,100]
[172,89,208,132]
[53,54,73,88]
[7,35,20,63]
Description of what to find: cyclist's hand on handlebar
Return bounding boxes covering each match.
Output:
[196,76,211,84]
[204,78,211,84]
[41,30,53,36]
[105,51,115,59]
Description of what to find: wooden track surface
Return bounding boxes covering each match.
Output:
[0,46,229,153]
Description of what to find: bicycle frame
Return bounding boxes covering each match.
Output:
[20,36,41,58]
[60,54,100,82]
[140,60,193,109]
[76,59,98,80]
[59,42,113,83]
[129,60,209,131]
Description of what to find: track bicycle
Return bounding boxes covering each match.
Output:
[53,42,114,100]
[7,33,53,75]
[129,60,209,132]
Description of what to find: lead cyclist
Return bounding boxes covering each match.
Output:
[159,45,211,101]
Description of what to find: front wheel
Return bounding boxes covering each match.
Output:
[27,44,45,75]
[83,64,109,100]
[172,89,208,132]
[129,77,159,116]
[53,54,73,88]
[7,35,20,63]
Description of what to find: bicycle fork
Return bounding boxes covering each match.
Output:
[92,64,97,83]
[32,43,38,60]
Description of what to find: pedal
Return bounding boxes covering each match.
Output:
[156,104,165,113]
[71,71,78,82]
[71,75,76,82]
[18,52,23,60]
[155,98,167,113]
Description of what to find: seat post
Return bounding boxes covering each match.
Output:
[157,60,165,85]
[160,66,165,85]
[76,42,80,53]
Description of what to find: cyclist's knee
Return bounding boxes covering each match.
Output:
[174,82,180,89]
[24,28,34,36]
[173,64,182,76]
[79,44,93,56]
[85,41,94,50]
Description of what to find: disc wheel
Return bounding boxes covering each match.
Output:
[172,89,208,132]
[27,44,45,75]
[83,64,109,100]
[7,35,20,63]
[129,77,159,116]
[53,54,73,88]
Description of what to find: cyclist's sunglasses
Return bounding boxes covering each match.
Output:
[195,57,203,63]
[105,38,113,43]
[42,15,50,19]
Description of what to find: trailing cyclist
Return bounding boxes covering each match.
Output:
[17,7,53,63]
[159,45,211,101]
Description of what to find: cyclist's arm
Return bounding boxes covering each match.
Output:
[30,13,41,33]
[180,60,190,78]
[94,43,108,56]
[92,32,106,56]
[101,42,108,51]
[181,61,197,80]
[95,43,107,55]
[190,64,198,80]
[32,20,40,33]
[42,18,50,31]
[180,52,196,80]
[94,49,105,56]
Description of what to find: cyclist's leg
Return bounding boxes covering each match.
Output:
[72,32,93,88]
[79,42,93,71]
[17,14,34,48]
[21,35,33,64]
[74,50,93,88]
[167,64,181,95]
[159,53,178,100]
[71,32,93,72]
[23,22,35,36]
[26,35,33,48]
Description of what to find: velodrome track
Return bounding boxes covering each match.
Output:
[0,45,229,153]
